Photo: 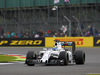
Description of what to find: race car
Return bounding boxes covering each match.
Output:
[25,40,85,66]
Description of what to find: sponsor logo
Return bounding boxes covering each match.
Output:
[94,37,100,46]
[0,38,45,46]
[55,38,84,45]
[0,40,42,46]
[10,40,42,45]
[96,40,100,44]
[0,40,8,45]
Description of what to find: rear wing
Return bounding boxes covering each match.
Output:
[54,40,75,54]
[62,42,74,46]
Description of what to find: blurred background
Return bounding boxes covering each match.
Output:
[0,0,100,38]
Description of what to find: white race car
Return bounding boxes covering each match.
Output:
[25,40,85,66]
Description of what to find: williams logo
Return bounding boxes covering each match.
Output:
[94,37,100,46]
[55,38,84,45]
[0,38,45,46]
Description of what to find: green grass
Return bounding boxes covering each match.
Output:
[0,55,17,62]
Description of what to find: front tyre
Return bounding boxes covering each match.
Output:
[26,51,37,66]
[59,51,69,66]
[75,50,85,65]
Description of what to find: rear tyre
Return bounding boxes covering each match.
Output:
[59,51,69,66]
[26,51,37,66]
[74,50,85,65]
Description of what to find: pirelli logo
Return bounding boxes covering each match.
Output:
[94,37,100,47]
[96,40,100,44]
[0,38,45,46]
[10,40,42,45]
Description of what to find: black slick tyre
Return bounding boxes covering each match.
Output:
[59,51,69,66]
[74,50,85,65]
[26,51,36,66]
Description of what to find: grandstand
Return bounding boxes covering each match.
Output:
[0,0,100,37]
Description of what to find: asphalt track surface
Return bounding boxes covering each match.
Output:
[0,47,100,75]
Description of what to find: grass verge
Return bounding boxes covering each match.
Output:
[0,55,25,62]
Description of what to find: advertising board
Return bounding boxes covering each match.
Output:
[45,37,93,47]
[94,37,100,47]
[0,38,45,47]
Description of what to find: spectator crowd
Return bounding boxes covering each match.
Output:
[0,25,100,38]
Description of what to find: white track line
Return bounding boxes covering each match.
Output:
[0,63,14,65]
[0,62,25,65]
